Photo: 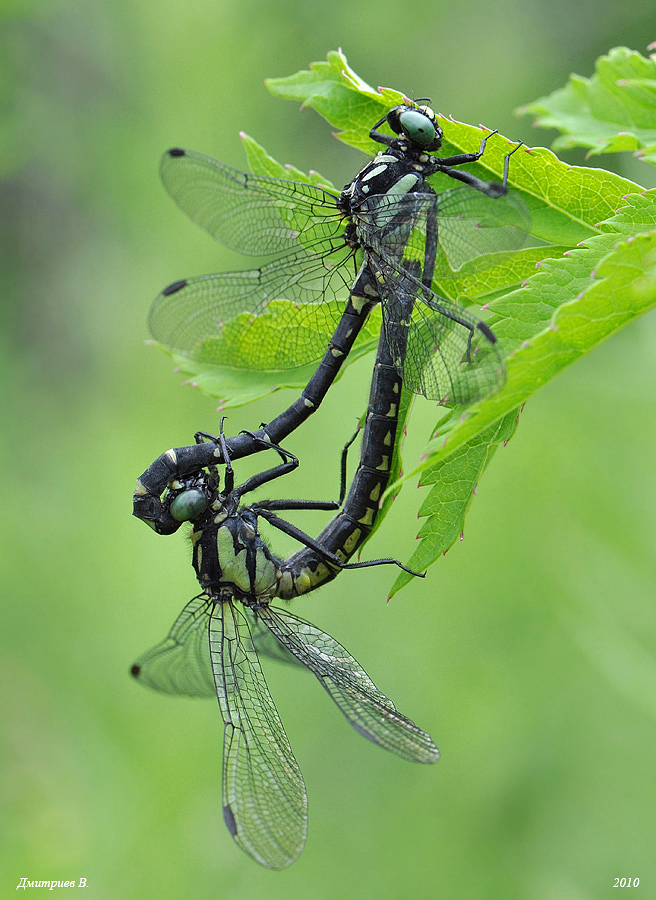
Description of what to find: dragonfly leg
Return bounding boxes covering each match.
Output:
[368,115,397,148]
[433,129,499,168]
[257,509,423,578]
[232,434,299,501]
[257,509,345,569]
[422,192,438,289]
[501,141,523,187]
[254,498,340,513]
[430,128,522,197]
[340,557,424,577]
[252,424,362,515]
[435,165,508,198]
[338,425,362,506]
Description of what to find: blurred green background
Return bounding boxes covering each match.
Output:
[2,1,656,898]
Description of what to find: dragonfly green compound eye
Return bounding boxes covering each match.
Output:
[170,488,207,522]
[398,109,436,146]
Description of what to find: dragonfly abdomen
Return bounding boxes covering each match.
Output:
[277,332,402,598]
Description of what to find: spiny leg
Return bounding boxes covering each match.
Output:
[257,508,423,578]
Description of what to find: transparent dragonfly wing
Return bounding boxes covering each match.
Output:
[257,606,439,764]
[210,601,307,870]
[160,149,344,257]
[242,606,305,668]
[428,186,530,272]
[357,187,529,278]
[352,188,522,402]
[149,242,354,368]
[130,594,215,697]
[132,596,307,869]
[156,152,526,386]
[371,248,506,403]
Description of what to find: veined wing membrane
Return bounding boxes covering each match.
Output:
[258,606,439,764]
[357,187,529,277]
[242,606,305,668]
[371,249,506,402]
[430,186,529,271]
[156,154,525,395]
[130,594,215,697]
[349,188,524,401]
[209,602,307,870]
[160,149,344,257]
[149,242,355,369]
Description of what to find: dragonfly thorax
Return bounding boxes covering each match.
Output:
[339,151,434,212]
[191,507,281,602]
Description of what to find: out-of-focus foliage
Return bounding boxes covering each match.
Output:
[3,2,656,898]
[519,46,656,164]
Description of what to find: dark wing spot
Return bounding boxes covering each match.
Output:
[168,148,186,158]
[476,322,497,343]
[130,664,141,678]
[162,279,188,296]
[223,804,238,835]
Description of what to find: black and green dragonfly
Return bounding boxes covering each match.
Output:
[154,104,525,405]
[132,410,436,870]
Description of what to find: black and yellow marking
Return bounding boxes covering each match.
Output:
[278,331,403,599]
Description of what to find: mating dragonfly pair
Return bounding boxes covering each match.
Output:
[132,102,527,868]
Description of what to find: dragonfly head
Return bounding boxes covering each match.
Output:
[386,103,443,152]
[164,469,219,524]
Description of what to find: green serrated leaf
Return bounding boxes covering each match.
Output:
[266,49,404,154]
[240,132,337,190]
[163,51,644,410]
[518,46,656,165]
[388,407,520,598]
[269,51,641,250]
[155,307,381,407]
[389,201,656,497]
[156,52,656,586]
